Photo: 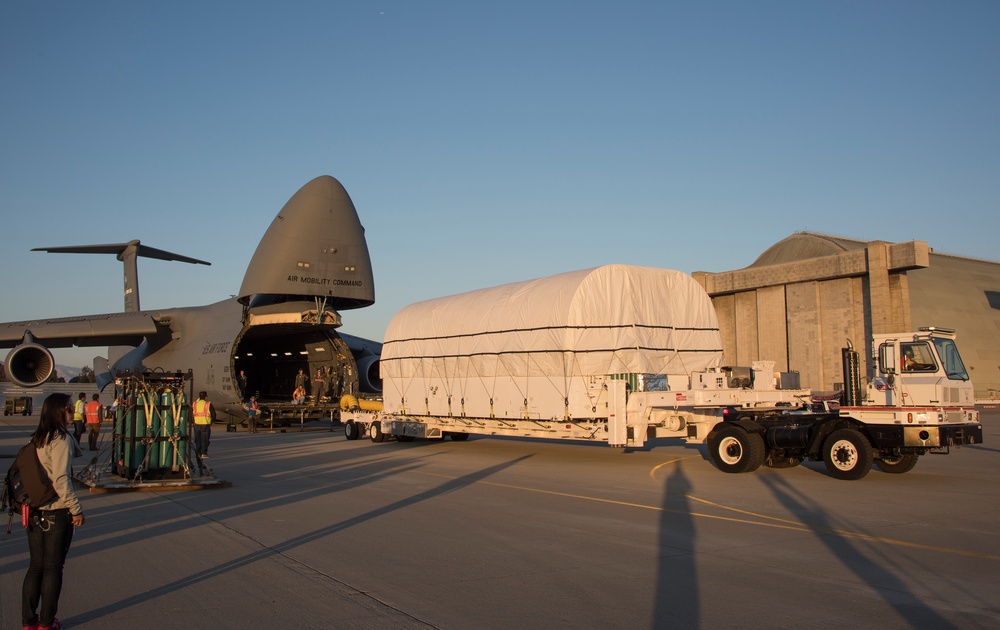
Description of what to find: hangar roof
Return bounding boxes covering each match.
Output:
[751,232,866,267]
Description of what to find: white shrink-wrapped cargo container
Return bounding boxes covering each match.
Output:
[380,265,723,421]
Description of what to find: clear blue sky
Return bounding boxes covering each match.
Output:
[2,1,998,369]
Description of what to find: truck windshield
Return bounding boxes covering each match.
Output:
[932,338,970,381]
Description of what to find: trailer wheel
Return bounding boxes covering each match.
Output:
[369,421,386,443]
[875,453,918,474]
[449,432,470,441]
[822,428,873,480]
[396,434,415,442]
[344,420,360,441]
[707,425,765,473]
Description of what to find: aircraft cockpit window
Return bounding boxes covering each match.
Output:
[901,342,936,373]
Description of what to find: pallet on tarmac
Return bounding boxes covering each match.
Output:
[74,456,231,493]
[77,476,231,493]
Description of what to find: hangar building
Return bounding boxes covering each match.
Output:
[693,232,1000,400]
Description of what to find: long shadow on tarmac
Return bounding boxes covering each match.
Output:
[759,474,956,629]
[59,453,532,625]
[0,437,439,577]
[652,464,699,626]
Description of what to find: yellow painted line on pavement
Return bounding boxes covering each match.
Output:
[649,456,697,480]
[682,494,998,560]
[413,469,998,561]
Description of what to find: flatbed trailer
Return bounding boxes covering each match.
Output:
[342,266,983,480]
[242,401,342,430]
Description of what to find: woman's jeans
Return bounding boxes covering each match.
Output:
[22,508,75,626]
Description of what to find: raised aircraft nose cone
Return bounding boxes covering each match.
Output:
[238,175,375,309]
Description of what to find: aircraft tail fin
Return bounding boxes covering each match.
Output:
[32,241,210,313]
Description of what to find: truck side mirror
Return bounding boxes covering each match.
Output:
[878,343,896,375]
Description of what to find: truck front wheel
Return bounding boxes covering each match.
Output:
[822,428,873,480]
[344,420,360,441]
[369,421,386,443]
[875,453,918,474]
[707,425,765,473]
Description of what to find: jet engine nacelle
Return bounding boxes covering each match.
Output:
[5,338,55,387]
[356,354,382,393]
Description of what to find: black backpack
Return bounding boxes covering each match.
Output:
[3,442,58,533]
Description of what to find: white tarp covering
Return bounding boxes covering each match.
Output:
[381,265,723,417]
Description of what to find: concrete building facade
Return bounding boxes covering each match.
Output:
[693,232,1000,399]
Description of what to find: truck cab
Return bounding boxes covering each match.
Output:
[867,327,975,408]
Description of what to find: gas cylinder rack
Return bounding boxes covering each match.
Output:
[111,370,195,481]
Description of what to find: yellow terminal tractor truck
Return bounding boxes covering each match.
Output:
[341,265,982,480]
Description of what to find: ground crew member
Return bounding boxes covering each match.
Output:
[193,391,214,469]
[84,393,103,451]
[237,370,248,398]
[294,368,308,396]
[313,368,327,403]
[245,395,259,433]
[72,393,86,443]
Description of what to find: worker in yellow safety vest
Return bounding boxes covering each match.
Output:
[192,391,215,469]
[72,393,86,443]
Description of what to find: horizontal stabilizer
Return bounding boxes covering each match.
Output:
[32,241,210,266]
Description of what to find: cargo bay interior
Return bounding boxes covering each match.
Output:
[232,325,356,404]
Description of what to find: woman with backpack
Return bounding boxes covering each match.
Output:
[21,392,85,630]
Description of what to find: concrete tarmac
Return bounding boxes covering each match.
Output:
[2,410,998,629]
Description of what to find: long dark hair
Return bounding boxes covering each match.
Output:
[31,392,71,448]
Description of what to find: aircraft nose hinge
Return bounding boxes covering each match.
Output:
[315,296,328,320]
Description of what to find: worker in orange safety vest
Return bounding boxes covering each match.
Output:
[84,393,103,451]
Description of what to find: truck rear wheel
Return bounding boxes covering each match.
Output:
[822,428,873,480]
[369,421,386,443]
[875,453,918,474]
[707,425,765,473]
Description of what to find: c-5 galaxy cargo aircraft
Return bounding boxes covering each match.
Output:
[0,175,382,421]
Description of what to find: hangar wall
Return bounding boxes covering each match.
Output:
[908,254,1000,399]
[694,233,1000,399]
[693,240,926,394]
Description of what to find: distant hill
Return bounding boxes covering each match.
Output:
[1,365,86,384]
[56,365,82,381]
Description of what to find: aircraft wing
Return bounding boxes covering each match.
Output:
[0,311,169,349]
